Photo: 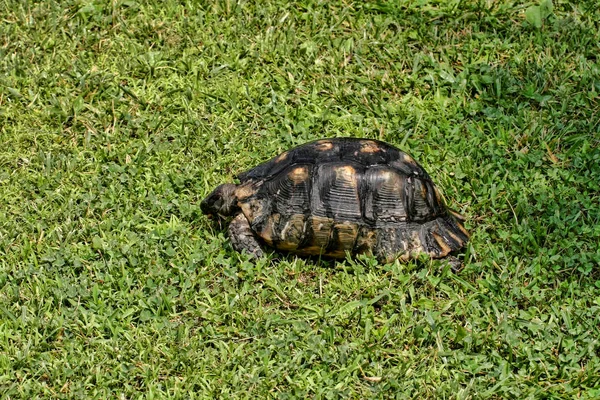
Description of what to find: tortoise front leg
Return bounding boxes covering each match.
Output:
[228,213,265,258]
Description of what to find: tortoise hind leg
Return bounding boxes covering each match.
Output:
[228,213,265,258]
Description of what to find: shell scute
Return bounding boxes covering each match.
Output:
[327,222,359,257]
[277,214,306,251]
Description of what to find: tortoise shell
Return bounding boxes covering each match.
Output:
[231,138,468,262]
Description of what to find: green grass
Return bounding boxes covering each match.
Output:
[1,0,599,398]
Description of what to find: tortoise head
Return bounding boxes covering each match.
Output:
[201,183,239,218]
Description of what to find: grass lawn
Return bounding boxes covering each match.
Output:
[1,0,600,398]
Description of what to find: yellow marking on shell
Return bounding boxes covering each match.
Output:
[235,184,256,201]
[373,169,394,182]
[258,213,280,245]
[449,209,466,222]
[448,210,469,238]
[274,151,288,163]
[420,181,428,199]
[311,216,332,233]
[277,214,305,251]
[401,153,416,165]
[446,229,464,246]
[360,140,381,153]
[300,215,333,255]
[434,186,443,204]
[315,222,357,259]
[334,165,356,184]
[432,232,452,256]
[311,215,331,228]
[335,222,358,247]
[239,198,264,225]
[456,221,470,238]
[315,140,334,151]
[410,230,423,252]
[354,228,377,254]
[288,166,309,184]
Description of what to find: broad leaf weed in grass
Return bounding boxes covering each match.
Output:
[1,0,599,398]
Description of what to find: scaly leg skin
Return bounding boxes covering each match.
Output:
[228,213,265,258]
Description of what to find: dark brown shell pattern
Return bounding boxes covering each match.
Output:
[234,138,469,262]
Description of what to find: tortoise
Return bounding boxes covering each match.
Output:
[201,138,469,265]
